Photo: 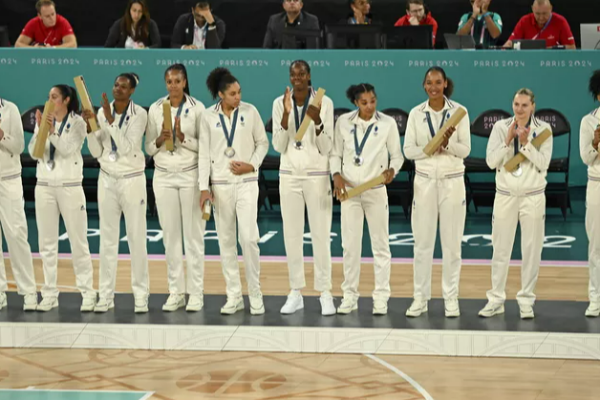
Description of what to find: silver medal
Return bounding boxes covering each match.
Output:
[512,165,523,177]
[224,147,236,158]
[108,151,118,162]
[354,156,364,166]
[293,140,303,150]
[46,160,55,171]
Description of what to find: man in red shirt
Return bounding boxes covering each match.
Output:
[15,0,77,48]
[504,0,575,49]
[394,0,438,45]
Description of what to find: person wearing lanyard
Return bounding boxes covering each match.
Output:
[479,88,552,319]
[503,0,576,49]
[28,85,95,312]
[580,70,600,318]
[404,67,471,318]
[199,67,269,315]
[272,60,336,316]
[331,83,403,315]
[146,64,206,312]
[456,0,502,49]
[0,97,38,311]
[82,73,150,313]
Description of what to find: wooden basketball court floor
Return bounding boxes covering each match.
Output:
[1,258,599,400]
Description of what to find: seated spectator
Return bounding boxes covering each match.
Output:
[171,1,226,49]
[105,0,160,49]
[457,0,502,49]
[394,0,438,45]
[263,0,320,49]
[15,0,77,48]
[504,0,575,49]
[346,0,372,25]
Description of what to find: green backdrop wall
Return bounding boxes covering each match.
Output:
[0,49,598,186]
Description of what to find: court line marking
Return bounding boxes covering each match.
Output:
[365,353,435,400]
[138,392,155,400]
[9,252,588,268]
[0,389,151,394]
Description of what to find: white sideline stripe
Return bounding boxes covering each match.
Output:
[365,353,435,400]
[0,389,150,394]
[139,392,155,400]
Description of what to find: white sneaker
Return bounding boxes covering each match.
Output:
[162,294,185,312]
[37,297,58,312]
[320,292,335,316]
[80,297,96,312]
[94,297,115,313]
[249,291,265,315]
[445,299,460,318]
[280,291,303,314]
[406,299,428,317]
[337,297,358,314]
[135,296,149,313]
[23,293,38,311]
[221,297,244,315]
[373,299,388,315]
[0,292,6,310]
[478,301,505,317]
[519,304,534,319]
[186,295,204,312]
[586,302,600,317]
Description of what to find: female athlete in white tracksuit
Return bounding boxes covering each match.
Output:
[0,97,38,311]
[83,73,150,313]
[146,64,206,312]
[480,88,552,320]
[272,60,336,316]
[199,67,269,315]
[331,83,403,316]
[28,85,95,312]
[404,67,471,318]
[580,70,600,318]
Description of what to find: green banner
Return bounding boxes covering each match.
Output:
[0,49,598,185]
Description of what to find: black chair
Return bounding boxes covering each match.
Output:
[382,108,412,219]
[535,108,572,220]
[258,118,281,211]
[334,108,352,125]
[464,109,512,212]
[20,106,45,203]
[21,105,45,133]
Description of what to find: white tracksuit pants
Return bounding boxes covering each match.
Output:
[212,181,261,299]
[35,185,95,299]
[280,176,332,292]
[0,177,37,295]
[411,175,466,301]
[585,180,600,304]
[487,192,545,306]
[153,170,205,296]
[340,186,391,302]
[98,172,149,300]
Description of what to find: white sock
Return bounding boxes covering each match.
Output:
[291,289,302,296]
[320,290,332,298]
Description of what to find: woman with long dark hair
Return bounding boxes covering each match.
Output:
[198,67,269,315]
[83,73,150,313]
[404,66,471,318]
[105,0,161,48]
[28,85,95,312]
[331,83,403,315]
[146,64,206,312]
